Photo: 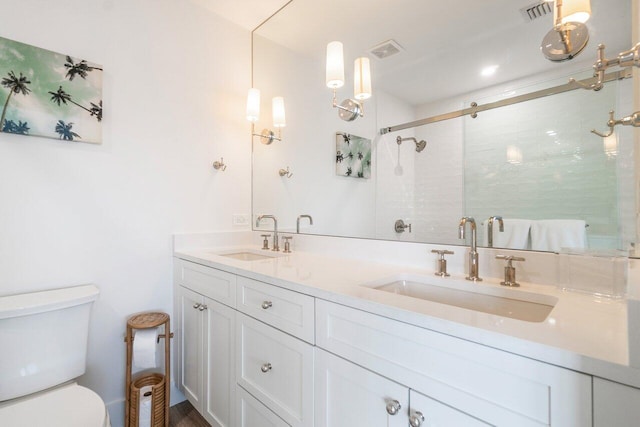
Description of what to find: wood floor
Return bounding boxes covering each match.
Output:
[169,400,211,427]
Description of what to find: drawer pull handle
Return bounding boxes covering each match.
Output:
[193,303,201,310]
[409,411,425,427]
[261,363,272,373]
[386,399,401,416]
[198,304,207,311]
[261,301,273,310]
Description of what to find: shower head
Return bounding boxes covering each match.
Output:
[396,135,427,153]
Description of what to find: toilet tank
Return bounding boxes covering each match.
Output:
[0,284,99,401]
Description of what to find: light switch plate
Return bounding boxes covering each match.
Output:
[233,214,250,226]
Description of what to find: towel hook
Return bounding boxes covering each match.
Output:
[213,157,227,171]
[591,110,640,138]
[279,166,293,178]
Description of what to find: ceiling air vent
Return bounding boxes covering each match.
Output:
[520,1,553,22]
[368,39,404,60]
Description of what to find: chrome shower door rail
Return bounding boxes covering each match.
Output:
[379,68,632,135]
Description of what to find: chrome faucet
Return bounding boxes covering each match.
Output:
[459,217,481,281]
[296,214,314,233]
[256,215,279,251]
[487,216,504,248]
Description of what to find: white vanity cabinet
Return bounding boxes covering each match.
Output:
[175,260,237,427]
[593,377,640,426]
[315,348,490,427]
[172,257,629,427]
[316,299,592,426]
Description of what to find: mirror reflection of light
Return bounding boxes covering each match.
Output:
[20,363,39,376]
[603,133,618,158]
[481,65,499,77]
[547,317,556,326]
[507,145,523,164]
[546,130,557,136]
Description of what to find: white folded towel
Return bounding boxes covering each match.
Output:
[483,219,531,249]
[530,219,587,252]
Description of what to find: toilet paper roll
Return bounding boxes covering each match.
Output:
[139,385,153,427]
[133,328,158,370]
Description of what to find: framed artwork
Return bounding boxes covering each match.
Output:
[0,36,102,144]
[335,132,371,179]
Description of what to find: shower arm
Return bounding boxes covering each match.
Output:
[592,110,640,138]
[396,136,427,152]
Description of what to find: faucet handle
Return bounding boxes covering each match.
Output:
[431,249,454,256]
[260,234,271,250]
[495,255,525,287]
[282,236,293,253]
[495,255,526,264]
[431,249,454,277]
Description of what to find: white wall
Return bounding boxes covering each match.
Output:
[0,0,252,424]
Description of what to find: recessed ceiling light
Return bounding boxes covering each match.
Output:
[481,65,499,77]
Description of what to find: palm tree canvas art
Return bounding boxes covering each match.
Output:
[0,36,102,143]
[335,132,371,179]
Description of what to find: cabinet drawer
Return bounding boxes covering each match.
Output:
[236,276,314,343]
[316,299,590,426]
[176,259,236,307]
[410,390,490,427]
[236,313,314,427]
[236,385,290,427]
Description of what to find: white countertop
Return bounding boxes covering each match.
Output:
[175,244,640,388]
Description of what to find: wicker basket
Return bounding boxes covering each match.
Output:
[129,373,166,427]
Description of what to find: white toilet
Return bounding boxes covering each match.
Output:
[0,284,110,426]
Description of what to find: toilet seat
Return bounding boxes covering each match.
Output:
[0,382,110,427]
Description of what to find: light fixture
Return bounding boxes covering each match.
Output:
[246,88,286,144]
[326,41,372,122]
[541,0,591,62]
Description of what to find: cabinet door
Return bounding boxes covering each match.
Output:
[178,286,203,409]
[236,313,314,427]
[594,378,640,427]
[202,297,236,427]
[236,385,291,427]
[315,348,408,427]
[409,390,491,427]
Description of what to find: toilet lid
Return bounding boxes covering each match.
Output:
[0,383,108,427]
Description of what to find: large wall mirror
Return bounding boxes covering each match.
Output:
[252,0,637,253]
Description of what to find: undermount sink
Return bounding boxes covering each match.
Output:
[362,275,557,322]
[213,249,284,261]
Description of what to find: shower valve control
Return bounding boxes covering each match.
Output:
[432,249,454,277]
[395,219,412,233]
